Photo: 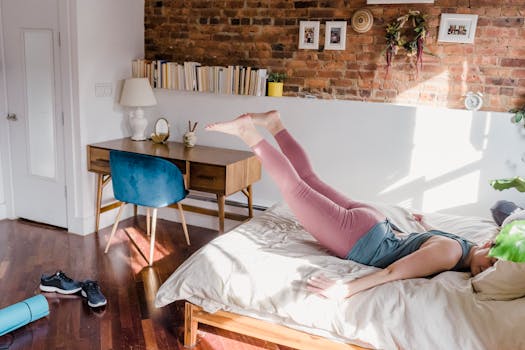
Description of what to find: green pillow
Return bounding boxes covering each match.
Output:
[489,220,525,263]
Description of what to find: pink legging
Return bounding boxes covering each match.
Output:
[252,129,385,258]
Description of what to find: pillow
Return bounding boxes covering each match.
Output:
[471,260,525,300]
[502,208,525,227]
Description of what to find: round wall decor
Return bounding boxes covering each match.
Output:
[464,91,484,111]
[351,9,373,34]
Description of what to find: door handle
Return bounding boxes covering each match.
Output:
[6,113,17,121]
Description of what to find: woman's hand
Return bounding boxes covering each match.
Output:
[412,212,433,231]
[306,274,351,300]
[412,213,424,223]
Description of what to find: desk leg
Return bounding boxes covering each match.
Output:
[216,194,225,232]
[95,174,104,232]
[242,185,254,218]
[247,185,253,218]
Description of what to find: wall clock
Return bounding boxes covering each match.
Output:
[464,92,483,111]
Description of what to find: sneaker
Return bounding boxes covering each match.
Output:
[81,280,107,308]
[39,271,82,294]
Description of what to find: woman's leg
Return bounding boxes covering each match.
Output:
[250,111,365,209]
[206,115,383,258]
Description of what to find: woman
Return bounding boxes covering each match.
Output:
[206,110,497,299]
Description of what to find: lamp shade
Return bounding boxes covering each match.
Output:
[120,78,157,107]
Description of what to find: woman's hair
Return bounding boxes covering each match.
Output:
[491,200,522,226]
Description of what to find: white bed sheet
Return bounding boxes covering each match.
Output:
[155,202,525,349]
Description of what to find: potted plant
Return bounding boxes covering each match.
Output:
[267,72,286,97]
[509,105,525,128]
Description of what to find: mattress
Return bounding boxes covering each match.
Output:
[155,202,525,349]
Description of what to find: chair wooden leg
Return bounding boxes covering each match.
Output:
[177,202,190,245]
[148,208,158,266]
[104,202,126,253]
[146,208,151,236]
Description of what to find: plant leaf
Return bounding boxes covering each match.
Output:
[515,111,524,123]
[490,177,525,192]
[489,220,525,263]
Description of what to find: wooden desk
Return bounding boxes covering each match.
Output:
[87,138,261,232]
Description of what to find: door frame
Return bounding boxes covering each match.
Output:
[0,0,78,231]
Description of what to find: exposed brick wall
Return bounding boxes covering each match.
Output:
[144,0,525,112]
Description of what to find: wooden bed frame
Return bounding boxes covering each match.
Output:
[184,302,368,350]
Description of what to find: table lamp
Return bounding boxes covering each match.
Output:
[120,78,157,141]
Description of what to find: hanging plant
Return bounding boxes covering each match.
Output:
[384,10,429,76]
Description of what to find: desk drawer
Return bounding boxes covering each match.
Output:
[88,146,110,173]
[189,163,225,192]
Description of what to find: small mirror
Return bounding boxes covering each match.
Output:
[151,117,170,144]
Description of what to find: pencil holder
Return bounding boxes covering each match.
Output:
[183,131,197,147]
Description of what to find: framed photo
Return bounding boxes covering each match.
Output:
[298,21,320,50]
[367,0,434,3]
[325,21,347,50]
[438,14,478,44]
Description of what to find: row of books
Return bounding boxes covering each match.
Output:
[132,59,268,96]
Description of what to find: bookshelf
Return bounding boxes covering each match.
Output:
[132,59,268,97]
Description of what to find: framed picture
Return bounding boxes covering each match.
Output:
[325,21,347,50]
[298,21,320,50]
[367,0,434,3]
[438,14,478,44]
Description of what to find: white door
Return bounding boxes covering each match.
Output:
[2,0,67,227]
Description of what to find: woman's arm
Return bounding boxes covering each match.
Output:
[307,236,462,299]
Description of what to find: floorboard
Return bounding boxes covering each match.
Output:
[0,217,294,350]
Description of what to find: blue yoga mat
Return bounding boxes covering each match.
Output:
[0,295,49,336]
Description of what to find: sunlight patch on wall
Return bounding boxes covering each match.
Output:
[380,106,486,212]
[422,171,481,213]
[394,70,450,106]
[409,111,482,180]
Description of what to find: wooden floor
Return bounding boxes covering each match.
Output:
[0,217,294,350]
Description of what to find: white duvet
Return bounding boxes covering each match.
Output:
[155,203,525,350]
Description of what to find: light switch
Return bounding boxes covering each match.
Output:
[95,83,113,97]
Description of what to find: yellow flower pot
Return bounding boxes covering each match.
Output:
[267,82,284,97]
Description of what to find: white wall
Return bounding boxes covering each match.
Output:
[148,90,525,219]
[67,0,144,234]
[1,1,523,233]
[0,3,12,220]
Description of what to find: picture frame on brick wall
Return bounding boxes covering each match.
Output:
[325,21,347,50]
[298,21,320,50]
[438,14,478,44]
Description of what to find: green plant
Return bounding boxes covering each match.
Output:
[509,105,525,128]
[491,177,525,193]
[267,72,286,83]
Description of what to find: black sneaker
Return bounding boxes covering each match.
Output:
[39,271,82,294]
[81,280,107,308]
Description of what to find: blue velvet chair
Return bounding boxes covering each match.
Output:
[104,150,190,266]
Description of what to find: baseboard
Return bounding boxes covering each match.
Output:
[0,203,6,220]
[75,197,269,235]
[154,196,267,232]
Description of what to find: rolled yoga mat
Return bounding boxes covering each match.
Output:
[0,295,49,336]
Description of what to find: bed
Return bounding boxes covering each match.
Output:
[155,202,525,349]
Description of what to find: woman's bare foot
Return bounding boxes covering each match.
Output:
[205,114,263,147]
[249,110,284,135]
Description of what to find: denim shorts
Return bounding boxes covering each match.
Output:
[346,220,474,270]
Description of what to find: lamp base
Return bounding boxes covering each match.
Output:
[129,107,147,141]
